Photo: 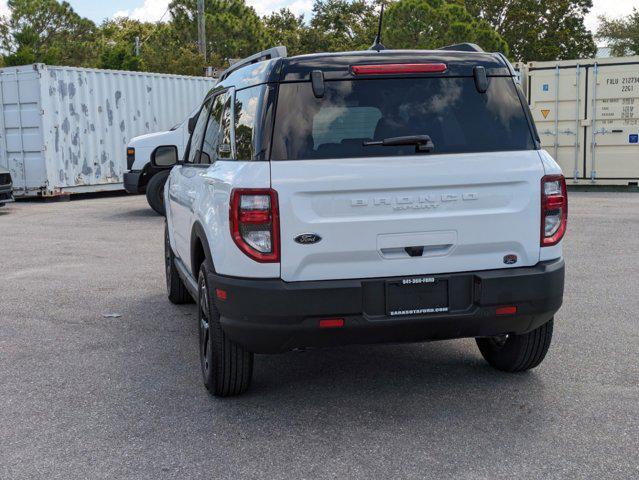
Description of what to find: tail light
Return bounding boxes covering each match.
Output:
[541,175,567,246]
[230,188,280,262]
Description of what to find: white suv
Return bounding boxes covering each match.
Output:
[157,46,567,397]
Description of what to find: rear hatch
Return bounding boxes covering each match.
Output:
[269,54,544,282]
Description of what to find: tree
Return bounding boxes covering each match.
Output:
[98,18,151,71]
[463,0,597,61]
[263,8,308,56]
[169,0,269,69]
[139,22,206,75]
[0,0,99,67]
[307,0,379,52]
[597,9,639,57]
[384,0,508,53]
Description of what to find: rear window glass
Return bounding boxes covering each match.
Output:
[271,77,535,160]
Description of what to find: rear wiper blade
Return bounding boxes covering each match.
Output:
[363,134,435,153]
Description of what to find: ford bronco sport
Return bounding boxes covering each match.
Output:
[157,45,566,396]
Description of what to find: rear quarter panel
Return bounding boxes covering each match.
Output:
[193,161,277,278]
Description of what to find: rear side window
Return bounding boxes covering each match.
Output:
[271,77,535,160]
[200,92,228,164]
[186,99,211,164]
[235,86,263,160]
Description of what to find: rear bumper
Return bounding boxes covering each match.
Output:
[210,259,565,353]
[123,171,143,194]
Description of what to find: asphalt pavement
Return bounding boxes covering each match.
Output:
[0,192,637,479]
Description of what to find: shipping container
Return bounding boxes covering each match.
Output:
[0,64,216,197]
[525,56,639,185]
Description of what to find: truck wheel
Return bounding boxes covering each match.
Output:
[476,318,553,372]
[165,223,193,304]
[146,170,170,216]
[198,262,253,397]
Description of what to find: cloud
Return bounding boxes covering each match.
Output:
[0,0,9,17]
[113,0,171,22]
[246,0,313,18]
[585,0,639,32]
[113,0,314,22]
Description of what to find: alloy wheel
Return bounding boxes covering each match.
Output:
[199,279,211,376]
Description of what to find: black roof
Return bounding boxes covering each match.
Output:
[280,50,510,81]
[217,49,512,91]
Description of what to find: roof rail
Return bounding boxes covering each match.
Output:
[218,46,287,81]
[438,43,484,53]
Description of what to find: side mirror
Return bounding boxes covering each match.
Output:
[151,145,178,168]
[188,113,199,134]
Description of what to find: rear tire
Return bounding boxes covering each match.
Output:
[476,318,553,372]
[198,262,253,397]
[146,170,170,216]
[164,223,193,304]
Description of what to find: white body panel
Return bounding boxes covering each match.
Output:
[525,56,639,184]
[128,127,188,171]
[0,64,215,197]
[271,151,546,282]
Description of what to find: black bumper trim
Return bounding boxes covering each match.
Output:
[123,171,143,194]
[209,259,565,353]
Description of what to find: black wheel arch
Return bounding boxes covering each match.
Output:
[190,221,215,278]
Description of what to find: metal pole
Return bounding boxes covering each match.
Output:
[573,64,580,181]
[590,63,598,182]
[197,0,206,62]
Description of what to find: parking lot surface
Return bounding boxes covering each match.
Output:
[0,192,638,479]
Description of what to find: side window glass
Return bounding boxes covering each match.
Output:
[186,99,211,164]
[234,86,261,160]
[217,96,233,160]
[200,92,227,164]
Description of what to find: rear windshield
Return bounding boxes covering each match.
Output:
[270,77,535,160]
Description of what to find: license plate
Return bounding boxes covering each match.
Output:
[386,277,449,316]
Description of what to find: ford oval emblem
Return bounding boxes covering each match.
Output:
[503,254,518,265]
[295,233,322,245]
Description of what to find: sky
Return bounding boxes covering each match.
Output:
[0,0,636,34]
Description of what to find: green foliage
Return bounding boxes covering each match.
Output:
[1,0,99,67]
[99,44,142,71]
[463,0,597,61]
[597,9,639,57]
[138,22,206,76]
[307,0,378,52]
[384,0,508,53]
[169,0,269,69]
[263,8,307,56]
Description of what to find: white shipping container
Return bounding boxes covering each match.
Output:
[0,64,216,197]
[525,56,639,184]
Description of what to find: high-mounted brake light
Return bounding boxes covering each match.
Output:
[230,188,280,262]
[541,175,568,247]
[351,63,447,75]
